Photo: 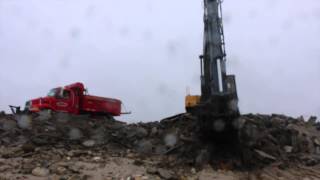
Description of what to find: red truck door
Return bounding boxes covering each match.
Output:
[55,89,75,113]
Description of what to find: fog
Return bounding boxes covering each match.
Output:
[0,0,319,122]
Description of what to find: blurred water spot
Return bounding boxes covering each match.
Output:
[137,140,153,154]
[157,83,176,98]
[68,128,83,140]
[37,110,52,121]
[56,112,70,123]
[313,8,320,19]
[248,10,258,19]
[59,56,70,69]
[70,28,81,39]
[164,133,177,147]
[16,115,32,130]
[2,119,17,131]
[223,13,232,24]
[142,30,153,41]
[266,0,277,9]
[83,139,96,147]
[145,1,153,12]
[42,28,54,39]
[8,4,22,17]
[166,41,179,57]
[213,119,225,132]
[282,19,294,30]
[86,5,96,18]
[91,127,106,144]
[268,36,280,47]
[119,26,130,37]
[155,145,166,154]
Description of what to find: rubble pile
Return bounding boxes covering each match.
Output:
[133,113,320,169]
[0,111,319,178]
[240,114,320,167]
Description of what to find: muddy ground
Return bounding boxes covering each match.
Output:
[0,111,319,179]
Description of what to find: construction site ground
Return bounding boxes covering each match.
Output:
[0,111,319,180]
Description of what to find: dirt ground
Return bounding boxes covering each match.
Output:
[0,149,320,180]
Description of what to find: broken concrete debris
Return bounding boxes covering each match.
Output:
[32,167,50,177]
[157,168,175,179]
[0,112,319,179]
[82,139,96,147]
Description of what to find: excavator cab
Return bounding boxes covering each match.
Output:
[185,95,201,112]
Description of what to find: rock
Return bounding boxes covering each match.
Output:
[314,138,320,146]
[1,137,11,144]
[146,167,157,174]
[132,175,149,180]
[308,116,317,124]
[191,168,197,174]
[68,175,83,180]
[306,158,318,166]
[254,149,276,161]
[1,111,320,171]
[127,153,136,158]
[158,168,174,180]
[32,167,50,177]
[196,149,209,166]
[135,127,148,138]
[284,146,293,153]
[136,140,153,154]
[297,116,305,122]
[0,165,11,172]
[82,140,96,147]
[56,166,67,175]
[21,159,36,173]
[22,143,36,153]
[2,119,17,130]
[68,162,83,173]
[0,158,6,164]
[133,160,144,166]
[155,145,167,154]
[55,112,70,123]
[93,156,102,162]
[16,135,29,145]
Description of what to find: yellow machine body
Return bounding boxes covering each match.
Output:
[185,95,201,110]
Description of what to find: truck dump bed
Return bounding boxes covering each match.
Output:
[82,95,121,116]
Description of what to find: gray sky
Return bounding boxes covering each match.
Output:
[0,0,319,122]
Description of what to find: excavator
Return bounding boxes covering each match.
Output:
[185,0,240,142]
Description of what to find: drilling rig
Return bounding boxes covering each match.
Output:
[186,0,240,142]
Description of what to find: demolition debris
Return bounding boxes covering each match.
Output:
[0,112,319,179]
[1,112,320,166]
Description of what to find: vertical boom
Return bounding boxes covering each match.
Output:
[201,0,228,100]
[185,0,240,137]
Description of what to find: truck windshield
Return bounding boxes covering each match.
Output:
[47,88,60,97]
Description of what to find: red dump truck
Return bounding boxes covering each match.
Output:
[23,82,122,116]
